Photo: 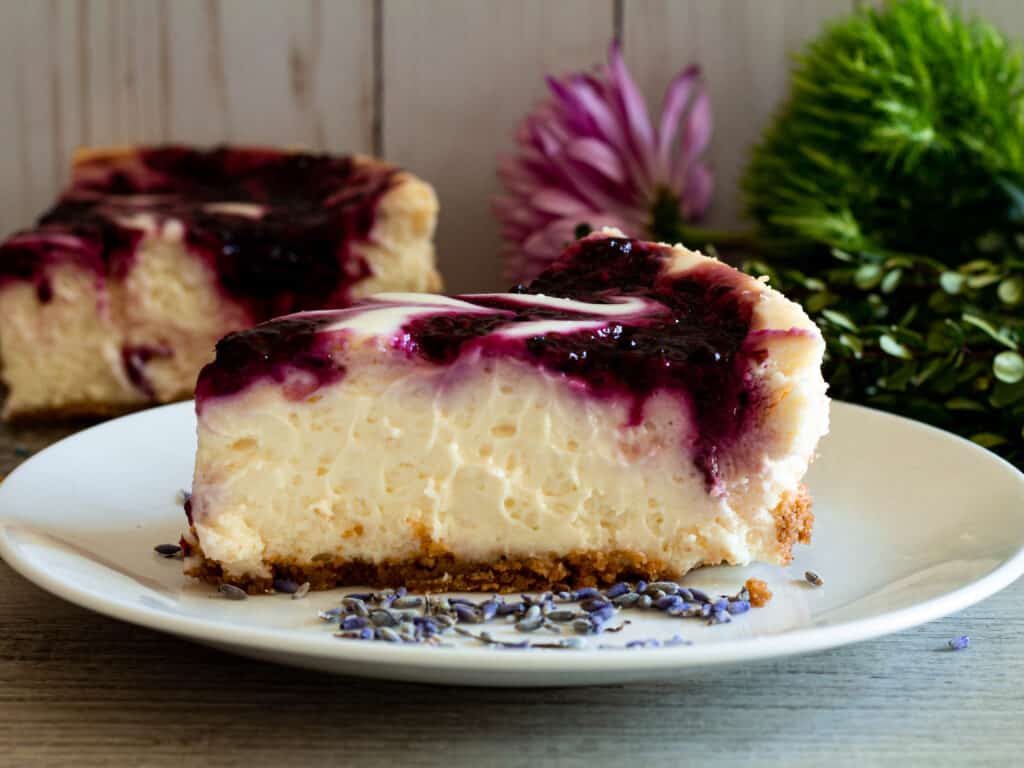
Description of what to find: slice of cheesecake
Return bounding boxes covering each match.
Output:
[0,145,440,420]
[185,230,829,593]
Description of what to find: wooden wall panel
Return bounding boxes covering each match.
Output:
[382,0,615,292]
[2,0,1024,287]
[622,0,852,232]
[0,0,373,238]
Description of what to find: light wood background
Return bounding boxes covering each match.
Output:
[0,0,1021,292]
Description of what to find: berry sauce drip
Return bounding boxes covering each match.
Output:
[195,315,345,406]
[401,237,760,489]
[0,146,396,320]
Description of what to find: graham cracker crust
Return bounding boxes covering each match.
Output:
[185,486,813,595]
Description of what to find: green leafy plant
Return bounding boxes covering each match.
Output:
[738,0,1024,467]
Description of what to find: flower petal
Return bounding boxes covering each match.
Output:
[682,89,712,163]
[681,162,713,220]
[565,138,627,184]
[607,40,655,183]
[656,65,699,174]
[532,187,593,217]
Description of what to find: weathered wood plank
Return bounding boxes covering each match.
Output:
[381,0,616,292]
[0,0,374,239]
[622,0,852,231]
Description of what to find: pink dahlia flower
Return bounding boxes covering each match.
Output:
[494,41,713,282]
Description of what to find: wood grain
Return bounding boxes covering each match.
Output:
[381,0,615,293]
[0,0,373,239]
[0,549,1021,766]
[622,0,852,231]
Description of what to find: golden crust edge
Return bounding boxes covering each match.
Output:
[185,487,813,594]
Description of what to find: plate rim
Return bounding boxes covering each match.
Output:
[1,400,1023,676]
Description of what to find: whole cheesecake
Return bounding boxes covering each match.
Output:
[185,230,829,593]
[0,145,440,420]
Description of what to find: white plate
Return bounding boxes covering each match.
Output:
[0,401,1022,686]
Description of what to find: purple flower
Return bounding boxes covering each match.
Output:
[495,41,712,281]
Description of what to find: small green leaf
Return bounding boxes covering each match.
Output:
[998,275,1024,305]
[990,379,1024,408]
[854,264,883,290]
[994,351,1024,384]
[940,272,965,294]
[962,314,1019,350]
[966,272,1002,290]
[880,268,903,294]
[879,333,913,359]
[971,433,1008,449]
[838,333,864,358]
[961,259,997,275]
[821,309,859,332]
[805,292,832,313]
[946,397,988,412]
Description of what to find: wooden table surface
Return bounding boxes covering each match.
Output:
[1,424,1022,767]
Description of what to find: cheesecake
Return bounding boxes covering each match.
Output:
[0,145,440,420]
[185,230,829,593]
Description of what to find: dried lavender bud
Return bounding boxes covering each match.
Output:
[655,595,684,611]
[688,588,710,604]
[392,596,423,609]
[589,603,615,625]
[663,635,692,647]
[376,627,402,642]
[649,581,681,595]
[454,604,482,624]
[636,595,653,609]
[515,615,544,633]
[709,609,731,626]
[634,580,647,594]
[572,618,596,635]
[317,608,342,622]
[479,599,500,621]
[805,571,824,587]
[580,598,611,612]
[572,587,603,601]
[713,598,730,613]
[727,600,751,615]
[369,609,399,627]
[496,601,524,616]
[272,578,300,594]
[217,584,247,601]
[604,582,631,599]
[292,582,311,600]
[153,544,182,557]
[342,597,370,617]
[522,604,542,623]
[342,616,371,630]
[546,609,577,623]
[948,635,970,651]
[612,592,641,608]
